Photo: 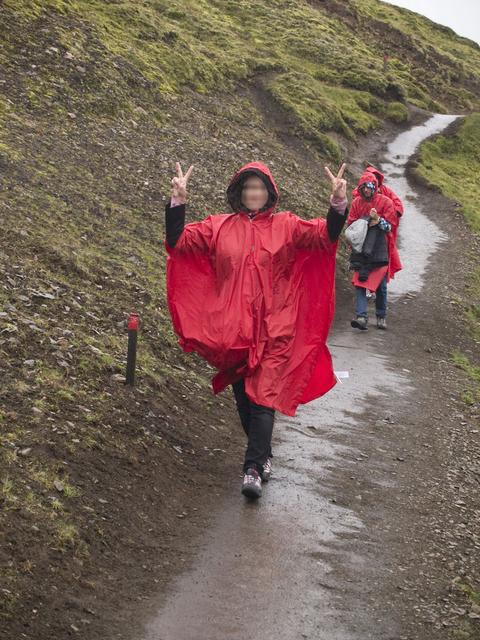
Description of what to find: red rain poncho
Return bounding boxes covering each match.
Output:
[352,165,404,244]
[166,162,339,416]
[352,166,403,215]
[348,171,402,290]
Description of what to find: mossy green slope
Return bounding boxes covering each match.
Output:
[3,0,480,156]
[416,114,480,234]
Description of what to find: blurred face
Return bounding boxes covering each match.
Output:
[241,176,269,212]
[360,183,375,200]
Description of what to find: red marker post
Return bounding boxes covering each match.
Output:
[125,313,139,386]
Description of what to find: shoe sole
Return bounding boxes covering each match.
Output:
[241,485,262,499]
[351,319,368,330]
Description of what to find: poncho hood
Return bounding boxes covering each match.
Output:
[226,162,279,213]
[365,165,385,187]
[357,171,378,191]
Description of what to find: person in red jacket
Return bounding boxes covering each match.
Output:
[352,164,404,244]
[347,171,402,331]
[165,161,348,499]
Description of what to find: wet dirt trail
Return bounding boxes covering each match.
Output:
[139,114,460,640]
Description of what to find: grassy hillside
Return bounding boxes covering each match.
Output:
[2,0,480,156]
[416,114,480,234]
[415,114,480,405]
[1,1,480,637]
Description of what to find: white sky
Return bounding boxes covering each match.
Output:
[381,0,480,45]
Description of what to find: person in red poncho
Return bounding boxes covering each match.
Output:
[165,161,348,499]
[352,165,404,245]
[347,171,402,331]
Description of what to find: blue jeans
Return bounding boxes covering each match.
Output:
[355,276,387,319]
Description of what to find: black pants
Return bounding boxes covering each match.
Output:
[232,379,275,475]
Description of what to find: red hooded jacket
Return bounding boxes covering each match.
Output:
[166,162,339,416]
[347,171,402,284]
[352,166,404,215]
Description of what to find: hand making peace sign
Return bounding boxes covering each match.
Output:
[171,162,194,204]
[324,162,347,200]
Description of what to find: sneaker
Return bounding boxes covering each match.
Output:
[377,317,387,330]
[262,457,273,482]
[351,316,368,330]
[241,467,262,499]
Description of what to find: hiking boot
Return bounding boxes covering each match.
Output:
[377,317,387,330]
[241,467,262,499]
[262,457,273,482]
[351,316,368,331]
